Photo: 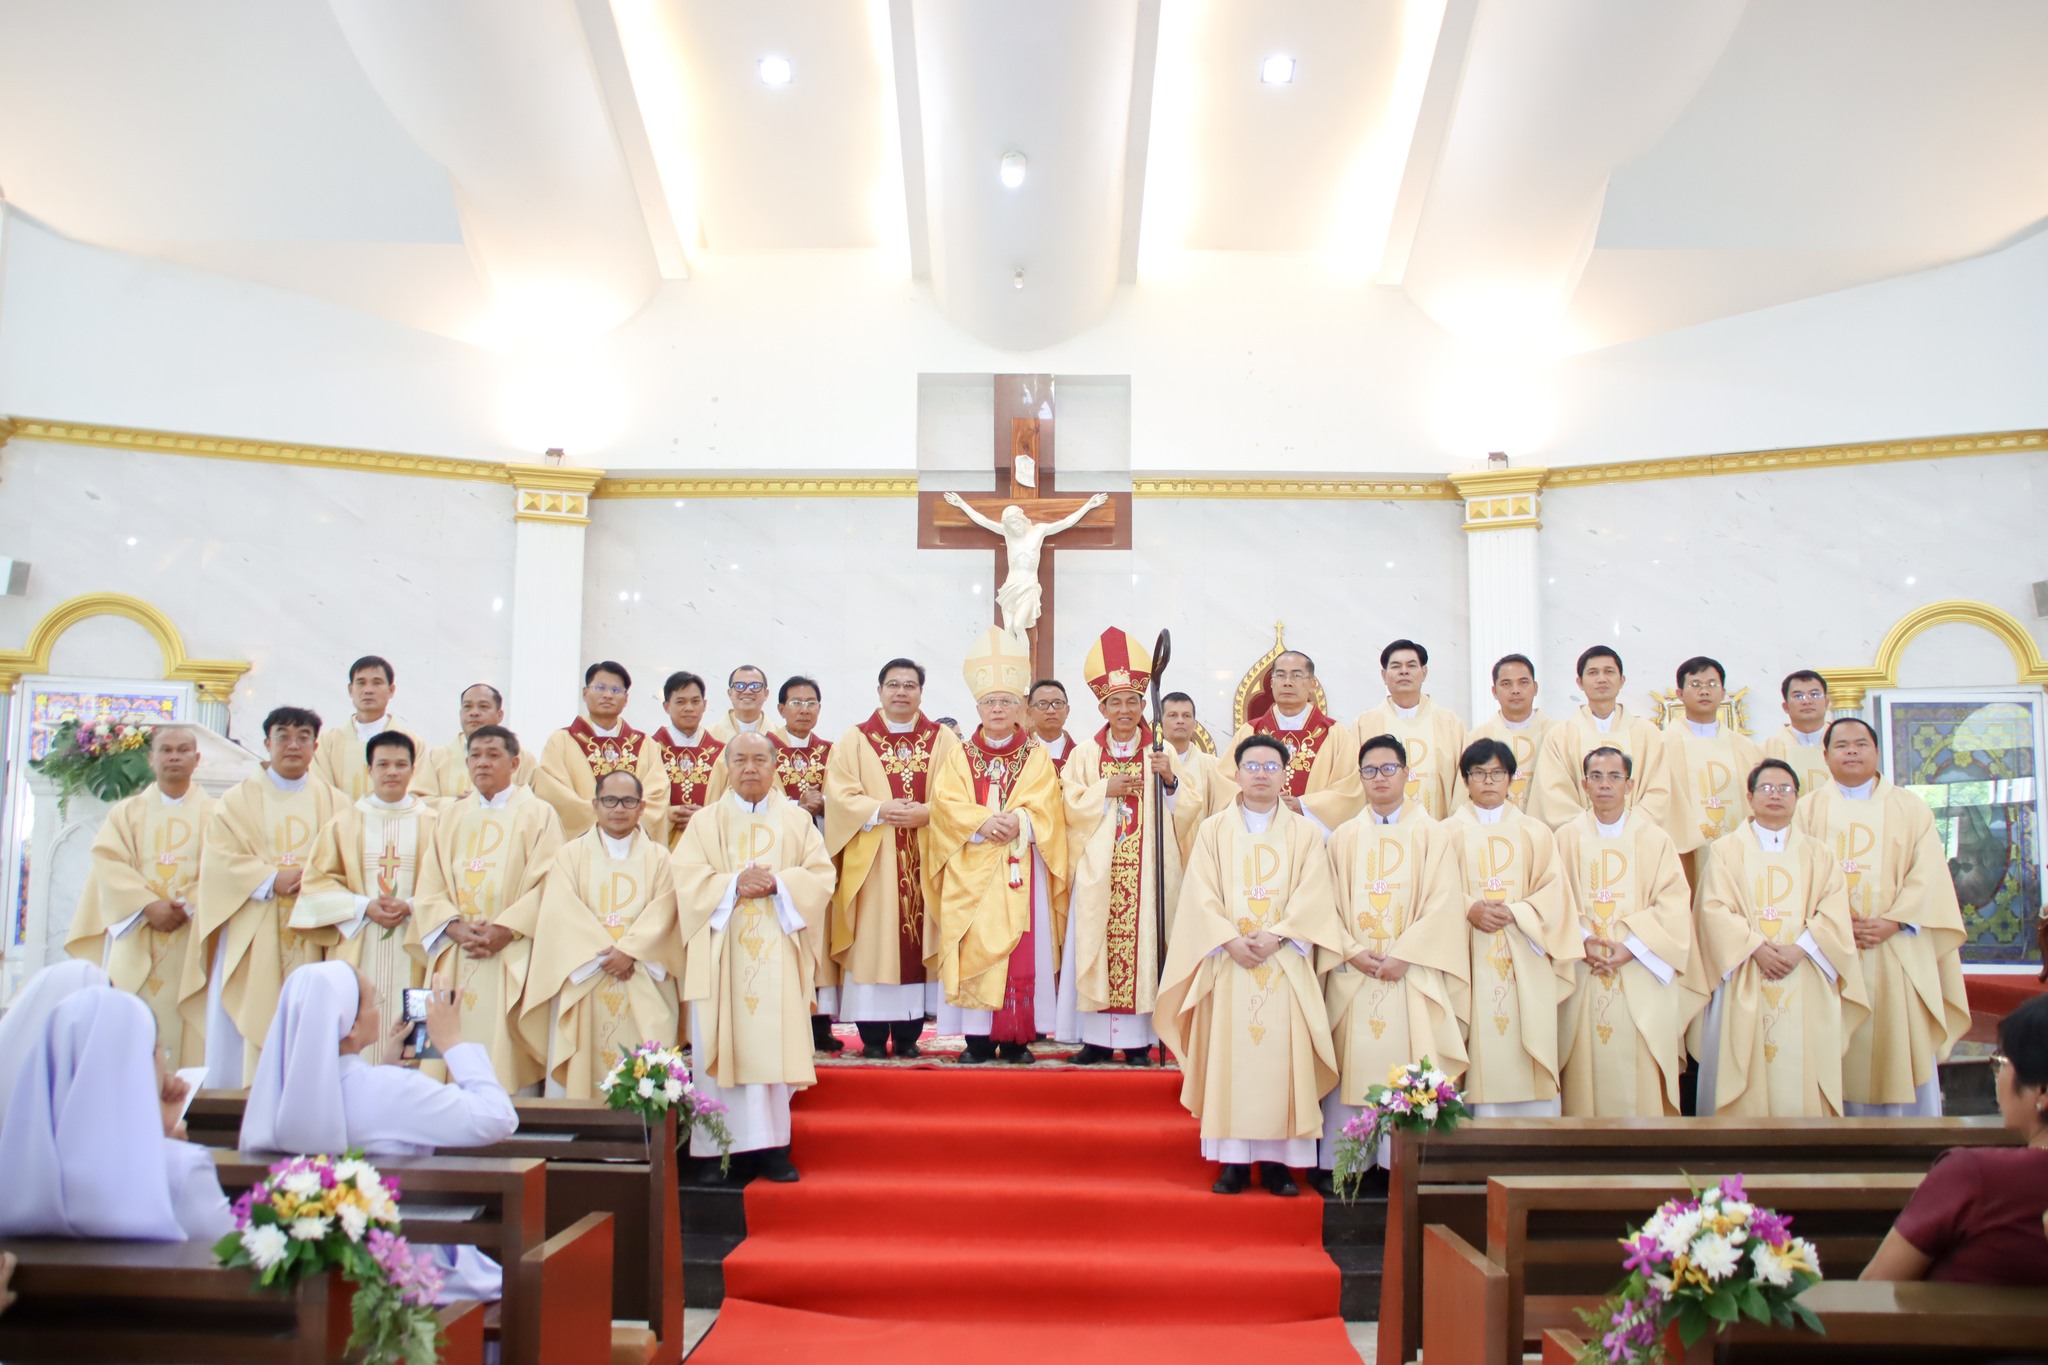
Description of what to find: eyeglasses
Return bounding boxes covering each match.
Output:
[1753,783,1799,797]
[1786,689,1826,704]
[1990,1053,2009,1079]
[1240,760,1284,775]
[587,684,626,697]
[1359,763,1407,779]
[596,795,643,809]
[1270,670,1312,682]
[1682,680,1722,693]
[1466,768,1511,784]
[784,698,820,708]
[731,682,766,694]
[1028,699,1066,711]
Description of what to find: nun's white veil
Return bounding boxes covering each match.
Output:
[238,961,359,1154]
[0,960,110,1128]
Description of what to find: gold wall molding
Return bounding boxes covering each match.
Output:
[0,592,252,700]
[1546,429,2048,490]
[1132,477,1456,500]
[509,463,605,525]
[5,418,513,485]
[1448,467,1545,531]
[1821,599,2048,709]
[592,475,920,499]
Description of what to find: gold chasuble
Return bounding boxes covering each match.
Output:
[414,737,537,810]
[293,798,434,1066]
[1216,709,1365,828]
[1555,812,1705,1117]
[67,784,216,1068]
[1062,727,1204,1022]
[673,794,837,1090]
[823,713,960,987]
[410,788,563,1089]
[1438,804,1582,1107]
[535,718,671,843]
[310,718,426,801]
[1658,724,1765,858]
[1530,706,1675,832]
[648,727,729,848]
[1351,698,1467,819]
[927,729,1069,1012]
[1695,823,1870,1116]
[1324,804,1469,1100]
[183,773,344,1077]
[1762,728,1833,806]
[1454,713,1557,814]
[1796,780,1969,1107]
[1156,804,1344,1143]
[520,829,682,1097]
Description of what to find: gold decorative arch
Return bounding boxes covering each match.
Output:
[1821,599,2048,709]
[0,592,250,701]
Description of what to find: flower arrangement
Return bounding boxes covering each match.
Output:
[30,716,156,814]
[1573,1174,1824,1364]
[214,1153,444,1365]
[601,1041,734,1170]
[1331,1057,1468,1201]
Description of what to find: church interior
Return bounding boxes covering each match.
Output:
[0,2,2045,1363]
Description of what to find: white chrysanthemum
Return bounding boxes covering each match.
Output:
[664,1079,684,1102]
[1750,1241,1794,1288]
[1648,1271,1674,1297]
[1419,1101,1439,1122]
[244,1224,290,1270]
[638,1077,656,1098]
[1721,1199,1753,1224]
[280,1171,322,1198]
[1691,1232,1741,1281]
[1422,1067,1446,1088]
[1656,1209,1704,1257]
[288,1215,332,1242]
[337,1204,369,1241]
[333,1159,365,1183]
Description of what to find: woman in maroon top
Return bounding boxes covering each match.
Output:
[1863,992,2048,1285]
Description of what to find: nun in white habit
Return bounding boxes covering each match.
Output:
[0,986,233,1241]
[0,960,109,1129]
[240,962,517,1301]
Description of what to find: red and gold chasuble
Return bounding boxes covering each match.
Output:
[1097,723,1149,1013]
[772,734,833,806]
[857,712,943,983]
[1251,708,1336,800]
[649,727,724,807]
[1037,730,1078,774]
[567,717,650,780]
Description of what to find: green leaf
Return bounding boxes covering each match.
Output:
[1704,1289,1740,1323]
[1677,1302,1713,1346]
[1738,1282,1770,1323]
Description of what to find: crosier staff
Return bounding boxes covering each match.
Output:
[1149,629,1172,984]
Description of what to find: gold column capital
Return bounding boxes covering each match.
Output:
[1448,466,1548,532]
[509,463,607,526]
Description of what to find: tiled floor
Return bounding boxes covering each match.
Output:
[679,1310,1378,1362]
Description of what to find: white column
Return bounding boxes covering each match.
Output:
[506,465,603,745]
[1447,470,1548,720]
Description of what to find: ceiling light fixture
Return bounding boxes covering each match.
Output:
[758,55,792,86]
[1013,268,1025,290]
[1260,54,1296,85]
[1000,151,1028,188]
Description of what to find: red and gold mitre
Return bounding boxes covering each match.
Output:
[1083,627,1152,701]
[963,626,1033,701]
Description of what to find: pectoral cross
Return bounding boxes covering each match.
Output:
[917,374,1130,677]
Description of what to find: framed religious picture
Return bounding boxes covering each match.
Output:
[1873,689,2045,969]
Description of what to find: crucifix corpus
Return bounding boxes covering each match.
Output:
[916,374,1131,679]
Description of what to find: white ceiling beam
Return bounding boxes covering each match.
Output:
[888,0,932,280]
[573,0,689,279]
[1116,0,1161,286]
[1374,0,1480,285]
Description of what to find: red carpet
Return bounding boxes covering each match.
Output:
[689,1067,1357,1365]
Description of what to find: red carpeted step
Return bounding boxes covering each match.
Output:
[792,1107,1200,1175]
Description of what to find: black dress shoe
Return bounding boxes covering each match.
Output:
[755,1148,800,1183]
[957,1038,995,1064]
[1071,1044,1113,1066]
[697,1160,736,1185]
[1121,1046,1153,1065]
[1212,1163,1251,1195]
[1309,1170,1337,1198]
[1258,1162,1299,1197]
[894,1042,923,1059]
[997,1042,1036,1064]
[860,1042,889,1060]
[812,1016,845,1054]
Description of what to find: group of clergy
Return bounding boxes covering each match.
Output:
[56,634,1969,1193]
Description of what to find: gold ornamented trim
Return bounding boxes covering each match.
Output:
[0,592,252,701]
[0,417,17,448]
[5,419,512,484]
[509,463,605,525]
[1546,430,2048,489]
[592,476,920,499]
[1649,686,1754,737]
[1132,477,1457,501]
[1449,468,1545,532]
[1820,599,2048,709]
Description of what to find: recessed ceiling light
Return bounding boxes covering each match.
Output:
[758,55,792,87]
[1000,151,1028,188]
[1260,54,1296,85]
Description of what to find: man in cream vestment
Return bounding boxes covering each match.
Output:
[707,665,772,743]
[414,684,537,808]
[1557,746,1705,1117]
[1160,692,1220,798]
[519,770,683,1098]
[1058,628,1203,1065]
[412,725,563,1090]
[1457,654,1555,814]
[67,725,214,1068]
[185,707,344,1087]
[1157,734,1344,1198]
[1214,651,1364,829]
[1531,646,1674,831]
[771,675,838,1053]
[1659,656,1764,886]
[310,656,424,801]
[1352,639,1466,819]
[648,671,730,848]
[1320,733,1468,1190]
[294,731,432,1066]
[673,734,837,1182]
[825,658,960,1059]
[1796,718,1969,1116]
[929,628,1069,1064]
[1694,760,1870,1117]
[1762,670,1834,804]
[535,661,670,843]
[1440,738,1582,1116]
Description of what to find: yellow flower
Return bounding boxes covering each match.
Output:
[634,1060,649,1079]
[1387,1064,1407,1086]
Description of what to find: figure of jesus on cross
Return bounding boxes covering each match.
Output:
[942,490,1108,641]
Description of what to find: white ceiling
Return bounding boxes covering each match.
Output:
[0,0,2043,354]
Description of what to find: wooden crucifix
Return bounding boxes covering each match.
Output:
[916,374,1130,679]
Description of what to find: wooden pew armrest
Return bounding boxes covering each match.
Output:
[528,1211,615,1365]
[438,1299,488,1365]
[1424,1223,1510,1365]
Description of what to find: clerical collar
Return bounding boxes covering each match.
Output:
[1473,804,1507,825]
[884,715,919,734]
[365,794,415,812]
[782,732,812,748]
[1108,730,1143,757]
[977,727,1026,753]
[1392,700,1421,720]
[158,788,190,806]
[353,714,390,738]
[476,786,516,809]
[1792,726,1825,747]
[1371,806,1403,825]
[1752,822,1789,852]
[728,793,771,813]
[732,715,763,733]
[585,719,623,739]
[1272,706,1310,731]
[598,829,636,858]
[1595,813,1628,837]
[1240,803,1277,833]
[266,768,309,794]
[1589,708,1618,734]
[1839,778,1878,800]
[1686,719,1720,737]
[1039,732,1069,755]
[1501,713,1535,731]
[670,728,704,746]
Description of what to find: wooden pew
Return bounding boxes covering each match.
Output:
[1378,1116,2017,1365]
[1541,1280,2048,1364]
[1423,1172,1926,1365]
[188,1094,685,1365]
